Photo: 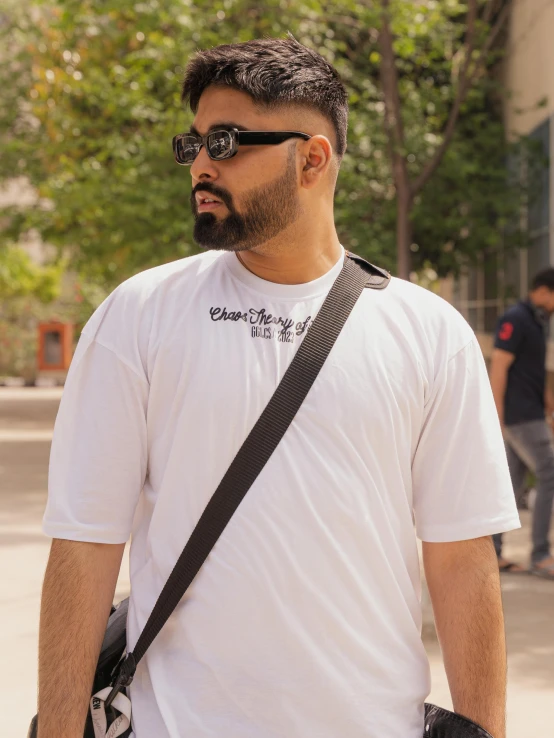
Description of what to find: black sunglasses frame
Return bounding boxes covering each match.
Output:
[172,128,312,165]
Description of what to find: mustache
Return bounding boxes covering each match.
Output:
[190,183,234,213]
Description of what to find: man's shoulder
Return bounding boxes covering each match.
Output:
[362,275,475,362]
[381,276,473,331]
[496,302,530,335]
[114,250,222,301]
[499,302,527,322]
[383,275,452,308]
[82,251,222,341]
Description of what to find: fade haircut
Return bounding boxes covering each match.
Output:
[532,267,554,291]
[181,35,349,158]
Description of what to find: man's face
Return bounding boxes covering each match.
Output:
[188,86,303,252]
[542,289,554,316]
[533,286,554,316]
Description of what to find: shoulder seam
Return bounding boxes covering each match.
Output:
[83,334,150,386]
[447,336,476,365]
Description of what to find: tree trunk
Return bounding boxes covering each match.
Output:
[396,187,412,281]
[377,0,513,279]
[379,2,413,280]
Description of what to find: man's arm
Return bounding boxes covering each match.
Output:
[423,536,506,738]
[38,538,125,738]
[545,386,554,416]
[489,348,515,429]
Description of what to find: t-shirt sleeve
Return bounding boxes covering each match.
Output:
[494,312,524,355]
[412,337,520,542]
[43,332,149,544]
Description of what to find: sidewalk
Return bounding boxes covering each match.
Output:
[1,388,552,737]
[0,389,130,737]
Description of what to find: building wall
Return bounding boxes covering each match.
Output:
[504,0,554,270]
[503,0,554,137]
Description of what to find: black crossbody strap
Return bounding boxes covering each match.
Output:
[106,254,389,705]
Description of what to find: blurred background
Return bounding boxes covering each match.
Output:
[1,1,553,736]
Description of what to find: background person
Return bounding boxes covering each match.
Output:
[490,267,554,578]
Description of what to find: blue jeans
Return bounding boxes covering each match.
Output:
[493,419,554,564]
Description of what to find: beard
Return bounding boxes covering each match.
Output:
[190,149,301,252]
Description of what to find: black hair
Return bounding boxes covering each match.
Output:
[181,35,348,157]
[532,267,554,291]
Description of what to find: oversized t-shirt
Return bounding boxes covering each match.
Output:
[44,249,520,738]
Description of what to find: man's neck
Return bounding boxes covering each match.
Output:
[234,219,343,285]
[526,295,549,325]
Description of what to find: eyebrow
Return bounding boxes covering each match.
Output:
[189,122,250,136]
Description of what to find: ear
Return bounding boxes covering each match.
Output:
[299,135,333,189]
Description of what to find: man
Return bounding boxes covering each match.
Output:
[490,267,554,578]
[38,38,519,738]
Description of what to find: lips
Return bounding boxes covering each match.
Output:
[195,191,225,213]
[195,191,222,205]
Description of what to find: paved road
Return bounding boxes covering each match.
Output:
[0,388,552,737]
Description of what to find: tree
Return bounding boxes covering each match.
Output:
[0,245,62,301]
[0,0,529,288]
[377,0,514,278]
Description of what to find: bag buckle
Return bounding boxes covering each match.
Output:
[105,652,136,708]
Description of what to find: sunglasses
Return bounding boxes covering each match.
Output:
[172,128,312,165]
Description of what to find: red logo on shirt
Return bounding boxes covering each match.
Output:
[498,322,514,341]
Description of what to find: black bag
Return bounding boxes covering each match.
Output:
[28,255,492,738]
[424,704,493,737]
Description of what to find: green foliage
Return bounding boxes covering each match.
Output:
[0,245,63,301]
[0,306,39,380]
[0,243,67,378]
[0,0,530,288]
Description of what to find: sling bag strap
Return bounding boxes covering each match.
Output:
[106,253,390,707]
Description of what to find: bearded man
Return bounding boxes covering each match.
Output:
[37,37,519,738]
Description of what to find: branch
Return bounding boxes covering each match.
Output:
[327,15,365,30]
[412,0,512,196]
[483,0,497,26]
[379,0,405,149]
[466,0,513,89]
[378,0,411,198]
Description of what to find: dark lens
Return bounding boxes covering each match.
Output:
[207,131,234,160]
[174,135,200,165]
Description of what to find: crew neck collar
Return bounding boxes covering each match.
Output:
[223,247,345,301]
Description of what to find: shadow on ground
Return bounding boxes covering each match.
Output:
[495,509,554,692]
[0,394,59,432]
[501,574,554,690]
[0,441,50,548]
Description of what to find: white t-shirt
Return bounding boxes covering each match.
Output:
[44,249,519,738]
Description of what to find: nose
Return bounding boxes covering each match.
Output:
[190,144,219,184]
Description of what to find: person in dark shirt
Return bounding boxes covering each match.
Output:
[490,267,554,578]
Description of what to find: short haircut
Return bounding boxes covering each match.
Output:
[181,35,349,157]
[532,267,554,291]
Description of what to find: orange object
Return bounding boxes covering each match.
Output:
[37,322,74,371]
